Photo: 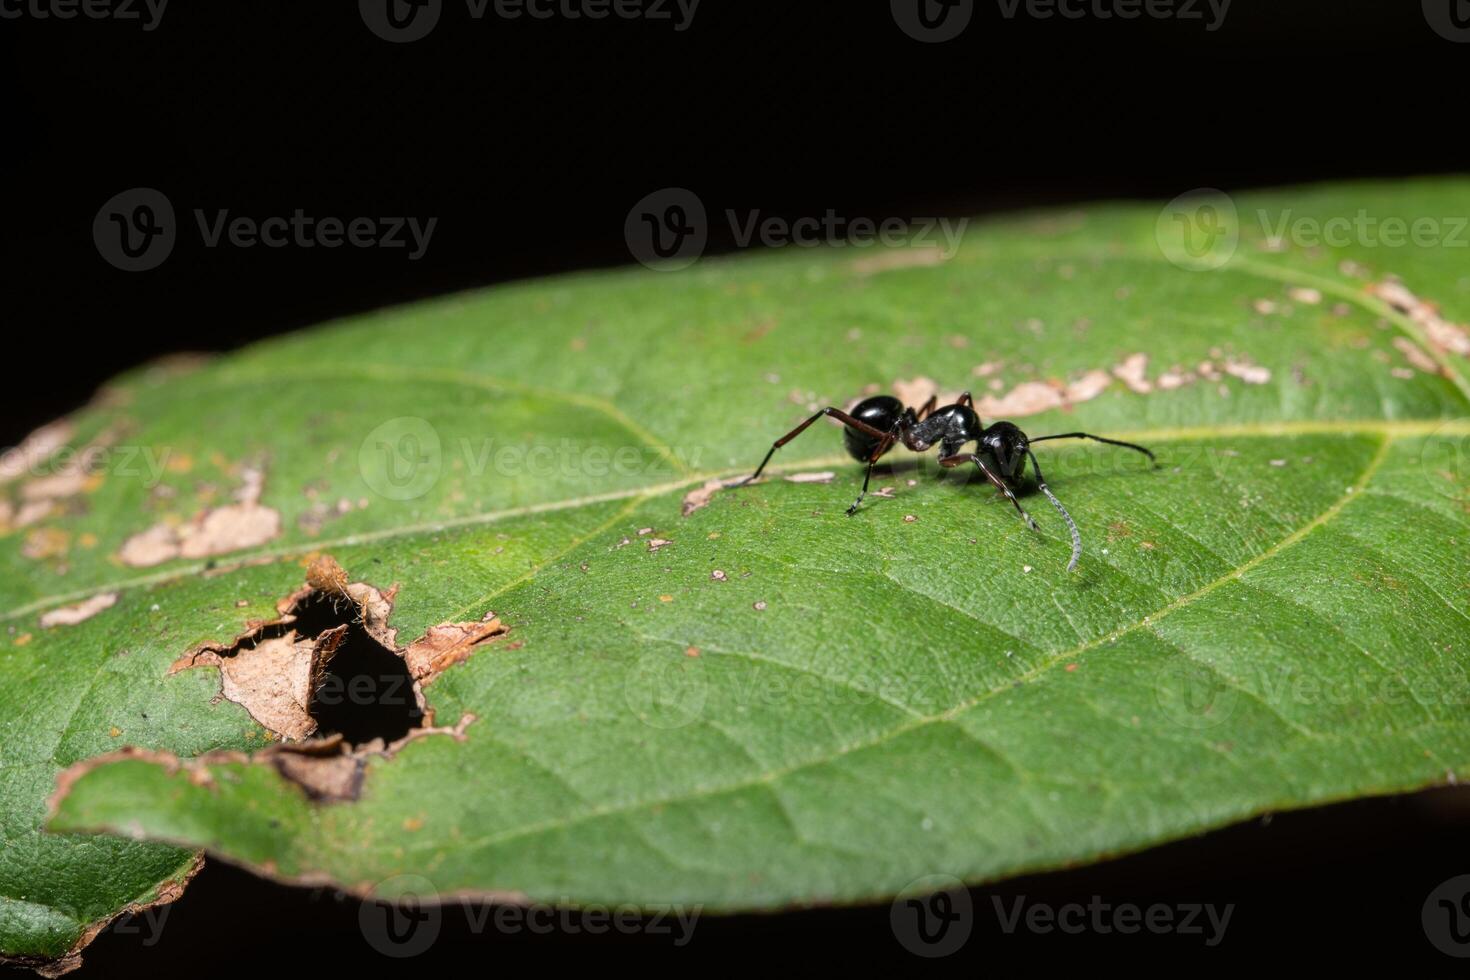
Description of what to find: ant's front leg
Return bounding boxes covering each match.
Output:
[939,453,1038,531]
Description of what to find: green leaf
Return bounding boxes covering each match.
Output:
[7,178,1470,968]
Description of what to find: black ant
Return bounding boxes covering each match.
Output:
[729,391,1156,571]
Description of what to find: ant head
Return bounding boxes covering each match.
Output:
[982,420,1029,457]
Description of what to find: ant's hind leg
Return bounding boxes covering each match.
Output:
[728,407,892,488]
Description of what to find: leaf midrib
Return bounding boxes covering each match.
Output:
[4,418,1465,624]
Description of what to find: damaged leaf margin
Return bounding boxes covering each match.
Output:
[22,557,507,973]
[0,853,202,979]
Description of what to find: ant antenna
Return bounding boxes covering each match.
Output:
[1028,431,1157,464]
[1027,449,1081,572]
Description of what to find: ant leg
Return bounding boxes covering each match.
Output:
[847,437,895,516]
[1027,431,1156,464]
[915,394,939,421]
[940,453,1037,531]
[956,391,973,409]
[728,407,893,488]
[1026,449,1082,572]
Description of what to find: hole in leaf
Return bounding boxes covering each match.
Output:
[173,557,503,751]
[303,600,423,746]
[212,591,424,747]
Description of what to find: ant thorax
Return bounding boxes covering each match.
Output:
[904,403,981,453]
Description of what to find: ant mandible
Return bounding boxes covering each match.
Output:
[728,391,1156,571]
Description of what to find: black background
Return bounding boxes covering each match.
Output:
[3,0,1468,972]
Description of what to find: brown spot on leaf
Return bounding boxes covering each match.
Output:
[22,527,69,560]
[1221,358,1272,385]
[1369,279,1470,360]
[39,593,118,629]
[0,420,73,485]
[117,522,178,567]
[1393,336,1440,374]
[117,465,282,568]
[850,246,946,277]
[21,470,93,502]
[976,380,1064,417]
[1112,353,1153,394]
[892,376,949,409]
[680,478,725,517]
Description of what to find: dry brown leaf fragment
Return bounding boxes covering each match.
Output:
[680,478,725,517]
[0,420,73,484]
[403,617,508,684]
[39,593,118,629]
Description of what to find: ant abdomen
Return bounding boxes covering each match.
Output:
[842,395,903,461]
